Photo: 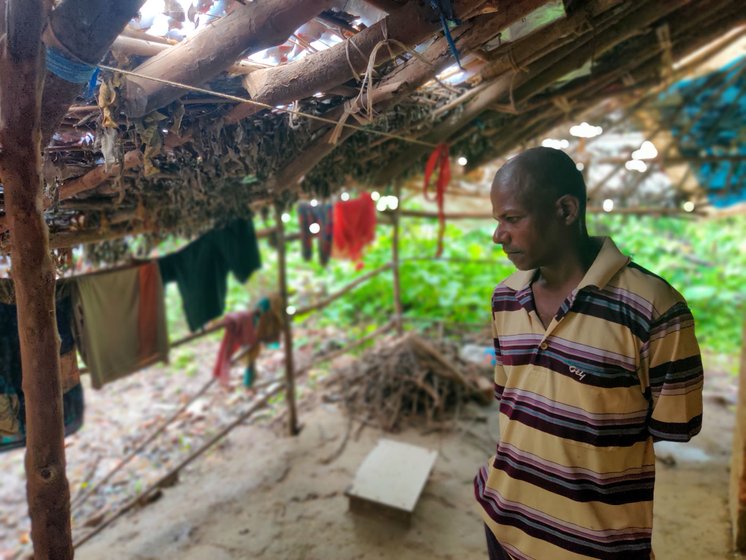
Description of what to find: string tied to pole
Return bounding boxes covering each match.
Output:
[429,0,463,69]
[45,46,97,84]
[423,143,451,258]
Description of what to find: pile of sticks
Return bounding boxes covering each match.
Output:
[332,332,491,431]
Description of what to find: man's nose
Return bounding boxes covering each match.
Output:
[493,225,508,245]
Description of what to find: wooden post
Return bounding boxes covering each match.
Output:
[0,1,73,558]
[731,314,746,550]
[275,205,300,436]
[391,182,404,335]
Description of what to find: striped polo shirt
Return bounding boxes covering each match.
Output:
[474,237,703,560]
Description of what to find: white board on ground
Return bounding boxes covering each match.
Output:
[347,438,438,513]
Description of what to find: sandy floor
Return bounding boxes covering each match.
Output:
[1,346,741,560]
[74,359,741,560]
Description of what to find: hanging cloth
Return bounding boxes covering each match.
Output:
[332,193,377,269]
[212,311,256,386]
[159,219,262,332]
[73,262,170,389]
[423,143,451,258]
[212,294,284,387]
[0,285,85,452]
[298,203,334,266]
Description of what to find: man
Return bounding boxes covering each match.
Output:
[474,147,703,560]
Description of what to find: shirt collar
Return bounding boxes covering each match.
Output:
[502,237,630,292]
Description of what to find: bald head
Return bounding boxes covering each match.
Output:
[492,147,587,217]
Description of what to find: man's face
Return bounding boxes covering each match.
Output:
[490,179,562,271]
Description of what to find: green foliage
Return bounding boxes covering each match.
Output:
[589,214,745,356]
[163,208,745,361]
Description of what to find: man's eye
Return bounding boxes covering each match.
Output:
[505,217,519,224]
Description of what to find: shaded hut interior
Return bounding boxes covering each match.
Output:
[1,0,745,558]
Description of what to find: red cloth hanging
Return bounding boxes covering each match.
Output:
[212,311,257,386]
[137,262,161,364]
[423,143,451,258]
[332,192,377,269]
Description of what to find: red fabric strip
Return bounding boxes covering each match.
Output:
[423,143,450,257]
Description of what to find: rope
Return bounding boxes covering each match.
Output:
[329,31,437,145]
[344,35,366,81]
[97,64,438,149]
[506,47,528,74]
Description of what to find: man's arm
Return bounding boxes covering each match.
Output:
[492,311,507,403]
[644,301,704,442]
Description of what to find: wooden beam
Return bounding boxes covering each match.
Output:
[0,1,73,558]
[596,155,746,166]
[373,0,690,186]
[396,207,698,219]
[294,263,393,316]
[57,149,143,200]
[40,0,145,146]
[123,0,333,118]
[110,35,270,75]
[225,0,486,124]
[266,1,548,192]
[361,0,407,13]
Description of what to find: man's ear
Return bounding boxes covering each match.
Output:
[555,195,580,225]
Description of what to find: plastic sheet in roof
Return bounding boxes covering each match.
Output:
[659,56,746,208]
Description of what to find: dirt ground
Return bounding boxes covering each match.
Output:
[1,345,742,560]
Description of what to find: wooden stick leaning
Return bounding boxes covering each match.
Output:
[294,263,394,316]
[72,382,285,549]
[73,319,396,546]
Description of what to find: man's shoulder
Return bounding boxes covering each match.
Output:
[493,271,525,296]
[611,260,687,319]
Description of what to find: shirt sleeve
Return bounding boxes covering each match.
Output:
[644,301,703,442]
[492,311,507,402]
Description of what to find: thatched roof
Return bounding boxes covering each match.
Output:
[1,0,744,254]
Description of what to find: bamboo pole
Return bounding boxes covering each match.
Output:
[0,1,73,558]
[596,154,746,165]
[275,205,300,436]
[396,207,700,219]
[294,263,393,316]
[391,182,404,335]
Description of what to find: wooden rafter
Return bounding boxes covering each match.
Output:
[225,0,488,124]
[122,0,334,118]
